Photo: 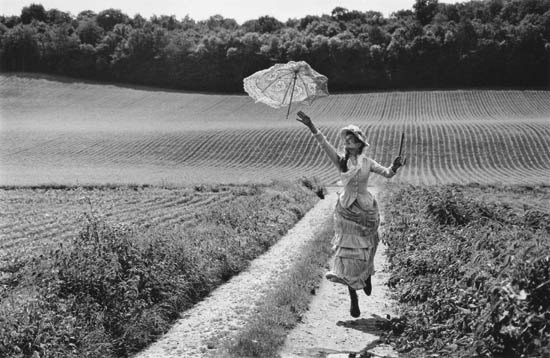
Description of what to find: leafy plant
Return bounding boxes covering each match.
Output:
[382,184,550,358]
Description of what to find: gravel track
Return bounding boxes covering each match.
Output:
[134,186,397,358]
[134,190,338,358]
[279,187,398,358]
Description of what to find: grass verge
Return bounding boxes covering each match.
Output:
[0,180,321,358]
[220,214,334,357]
[381,184,550,358]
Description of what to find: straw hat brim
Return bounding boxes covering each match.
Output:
[340,125,370,147]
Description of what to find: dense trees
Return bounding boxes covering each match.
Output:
[1,0,549,91]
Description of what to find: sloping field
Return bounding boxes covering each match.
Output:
[1,73,549,186]
[0,185,240,261]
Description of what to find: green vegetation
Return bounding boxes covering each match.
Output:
[0,181,320,358]
[382,184,550,357]
[1,0,549,91]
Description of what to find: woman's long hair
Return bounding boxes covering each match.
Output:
[339,143,366,172]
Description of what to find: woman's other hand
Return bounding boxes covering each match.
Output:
[296,111,317,133]
[391,156,407,172]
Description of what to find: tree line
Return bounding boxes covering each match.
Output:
[1,0,549,92]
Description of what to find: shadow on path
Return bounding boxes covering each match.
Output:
[336,314,391,335]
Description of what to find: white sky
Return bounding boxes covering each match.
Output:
[1,0,464,24]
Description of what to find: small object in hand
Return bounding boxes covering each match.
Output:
[391,156,406,173]
[393,156,406,168]
[398,132,405,157]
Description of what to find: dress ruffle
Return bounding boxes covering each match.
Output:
[330,198,380,290]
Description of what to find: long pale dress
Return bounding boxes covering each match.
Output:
[313,131,396,289]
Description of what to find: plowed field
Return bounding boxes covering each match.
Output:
[1,74,548,187]
[1,74,549,259]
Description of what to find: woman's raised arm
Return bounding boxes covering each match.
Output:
[296,111,341,169]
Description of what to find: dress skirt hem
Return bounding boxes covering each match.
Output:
[330,197,380,290]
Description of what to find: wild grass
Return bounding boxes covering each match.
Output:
[221,213,334,358]
[0,180,320,358]
[381,184,550,358]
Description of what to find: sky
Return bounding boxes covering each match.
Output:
[1,0,464,24]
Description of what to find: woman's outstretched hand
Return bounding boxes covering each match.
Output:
[391,156,407,172]
[296,111,317,133]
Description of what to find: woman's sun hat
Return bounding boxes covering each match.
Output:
[339,125,369,147]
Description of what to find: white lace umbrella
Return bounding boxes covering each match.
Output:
[243,61,329,118]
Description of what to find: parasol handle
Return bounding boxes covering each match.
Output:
[286,71,298,119]
[398,132,405,157]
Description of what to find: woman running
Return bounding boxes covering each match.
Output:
[296,110,406,318]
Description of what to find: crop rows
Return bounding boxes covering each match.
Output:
[0,187,236,261]
[2,75,549,187]
[1,75,549,269]
[2,75,550,125]
[1,119,548,186]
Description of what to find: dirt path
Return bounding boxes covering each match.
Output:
[279,187,398,358]
[134,186,397,358]
[134,190,339,358]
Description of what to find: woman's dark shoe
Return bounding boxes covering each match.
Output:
[348,286,360,318]
[363,276,372,296]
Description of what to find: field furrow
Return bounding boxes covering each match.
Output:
[418,124,434,184]
[494,126,536,183]
[98,196,201,225]
[440,123,459,183]
[472,122,513,183]
[219,129,262,167]
[493,122,539,183]
[1,76,549,188]
[111,193,232,225]
[461,123,497,184]
[520,122,550,166]
[445,122,466,184]
[267,129,301,168]
[461,122,487,183]
[137,195,237,228]
[243,128,284,169]
[465,122,492,182]
[219,128,265,167]
[504,122,538,174]
[289,132,316,170]
[262,129,292,168]
[0,188,235,259]
[529,91,550,113]
[163,133,210,163]
[209,129,261,165]
[428,124,443,184]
